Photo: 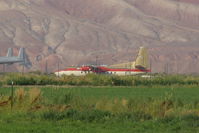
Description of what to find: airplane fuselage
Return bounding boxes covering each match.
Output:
[0,57,24,64]
[55,47,150,76]
[55,66,150,76]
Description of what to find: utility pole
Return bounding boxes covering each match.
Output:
[150,59,152,77]
[176,62,179,74]
[3,64,5,73]
[129,58,132,75]
[57,61,60,77]
[95,56,99,66]
[22,65,24,74]
[164,63,169,74]
[45,60,48,74]
[11,81,14,110]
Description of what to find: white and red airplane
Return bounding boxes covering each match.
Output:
[55,47,151,76]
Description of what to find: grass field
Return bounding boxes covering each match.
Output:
[0,116,198,133]
[0,85,198,102]
[0,85,198,133]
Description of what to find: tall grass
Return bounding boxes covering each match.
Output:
[0,87,198,121]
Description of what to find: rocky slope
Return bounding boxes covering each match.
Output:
[0,0,199,73]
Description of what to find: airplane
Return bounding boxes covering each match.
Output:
[55,47,151,76]
[0,48,32,68]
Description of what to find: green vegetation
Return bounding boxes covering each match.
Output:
[0,85,198,133]
[1,73,199,86]
[0,73,198,132]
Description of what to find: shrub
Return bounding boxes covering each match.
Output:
[41,109,112,122]
[181,114,199,128]
[53,92,74,105]
[29,88,42,104]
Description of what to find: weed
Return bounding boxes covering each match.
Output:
[29,88,42,104]
[15,88,26,102]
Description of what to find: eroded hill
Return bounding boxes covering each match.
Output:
[0,0,199,73]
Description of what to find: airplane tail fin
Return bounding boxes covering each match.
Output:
[18,48,32,68]
[7,48,13,57]
[18,48,25,59]
[134,47,149,69]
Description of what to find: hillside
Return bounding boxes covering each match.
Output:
[0,0,199,73]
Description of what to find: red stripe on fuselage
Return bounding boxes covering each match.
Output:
[56,66,150,73]
[56,67,90,72]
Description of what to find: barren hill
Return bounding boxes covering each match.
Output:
[0,0,199,73]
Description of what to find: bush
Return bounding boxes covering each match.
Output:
[180,114,199,128]
[41,109,112,122]
[53,92,74,105]
[41,109,154,123]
